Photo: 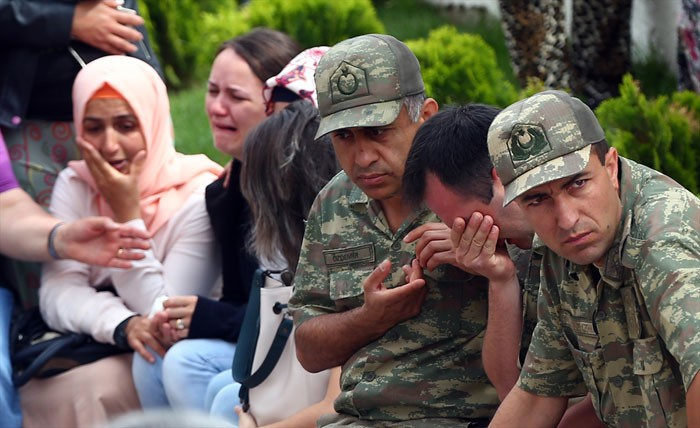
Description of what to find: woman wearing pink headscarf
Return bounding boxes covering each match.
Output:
[20,55,222,426]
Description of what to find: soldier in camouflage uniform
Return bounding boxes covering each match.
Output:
[402,104,604,427]
[487,90,700,427]
[288,34,500,427]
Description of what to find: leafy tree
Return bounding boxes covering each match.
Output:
[596,74,700,194]
[242,0,384,48]
[406,26,518,107]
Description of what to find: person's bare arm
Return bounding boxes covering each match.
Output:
[557,394,605,428]
[490,386,568,427]
[0,187,148,265]
[236,366,342,428]
[484,274,522,400]
[0,186,65,260]
[687,372,700,427]
[451,214,523,399]
[295,259,427,373]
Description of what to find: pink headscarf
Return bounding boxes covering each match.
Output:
[69,56,222,233]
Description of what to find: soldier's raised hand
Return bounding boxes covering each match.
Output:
[361,259,427,330]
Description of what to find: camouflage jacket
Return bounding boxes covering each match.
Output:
[518,157,700,427]
[289,171,499,422]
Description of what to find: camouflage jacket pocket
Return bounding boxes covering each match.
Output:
[631,336,686,427]
[328,264,374,310]
[632,336,663,375]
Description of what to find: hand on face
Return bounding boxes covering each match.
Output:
[451,213,515,283]
[78,137,145,222]
[403,222,457,271]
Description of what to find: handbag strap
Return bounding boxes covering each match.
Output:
[12,333,87,387]
[240,317,293,389]
[232,269,294,409]
[232,269,264,409]
[232,270,264,384]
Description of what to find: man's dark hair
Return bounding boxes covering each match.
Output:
[403,104,502,207]
[591,139,609,165]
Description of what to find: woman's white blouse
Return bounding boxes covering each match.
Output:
[40,168,221,344]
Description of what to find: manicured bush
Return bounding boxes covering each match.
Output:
[241,0,385,48]
[199,7,250,67]
[406,26,518,107]
[138,0,238,89]
[596,74,700,194]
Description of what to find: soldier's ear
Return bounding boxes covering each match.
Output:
[603,147,619,191]
[420,98,439,122]
[490,167,500,183]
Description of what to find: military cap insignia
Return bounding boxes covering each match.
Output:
[330,61,369,104]
[337,66,358,94]
[507,123,552,167]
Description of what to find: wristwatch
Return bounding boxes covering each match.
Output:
[113,315,137,350]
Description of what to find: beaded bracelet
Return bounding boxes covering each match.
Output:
[47,222,65,260]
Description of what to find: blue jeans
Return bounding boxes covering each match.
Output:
[207,369,241,424]
[132,339,236,412]
[0,287,21,427]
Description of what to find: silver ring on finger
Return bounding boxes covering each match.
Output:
[175,318,185,330]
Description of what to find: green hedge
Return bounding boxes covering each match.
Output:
[138,0,383,89]
[241,0,385,48]
[138,0,239,89]
[596,74,700,194]
[406,26,518,107]
[199,7,250,69]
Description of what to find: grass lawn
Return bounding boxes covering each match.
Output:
[169,81,229,166]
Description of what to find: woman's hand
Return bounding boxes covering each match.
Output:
[125,315,167,363]
[235,406,258,428]
[153,295,199,343]
[77,137,145,223]
[55,217,150,268]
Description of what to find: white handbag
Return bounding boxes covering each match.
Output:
[232,269,331,425]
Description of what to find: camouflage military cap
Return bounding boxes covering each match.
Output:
[487,90,605,205]
[314,34,424,139]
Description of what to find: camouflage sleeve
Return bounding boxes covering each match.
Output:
[289,193,335,328]
[517,262,588,397]
[628,186,700,390]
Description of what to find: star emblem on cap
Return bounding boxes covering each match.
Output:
[337,65,358,95]
[507,123,552,166]
[330,61,369,104]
